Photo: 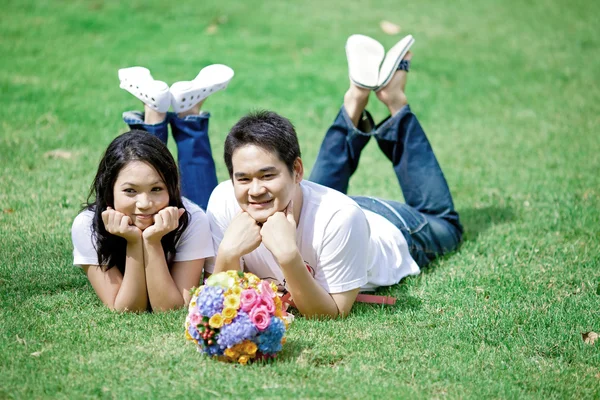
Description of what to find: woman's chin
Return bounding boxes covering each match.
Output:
[133,221,152,230]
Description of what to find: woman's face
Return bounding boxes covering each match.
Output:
[112,161,170,230]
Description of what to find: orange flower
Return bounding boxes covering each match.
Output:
[224,347,238,359]
[242,340,258,355]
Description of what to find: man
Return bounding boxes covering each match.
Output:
[205,47,462,318]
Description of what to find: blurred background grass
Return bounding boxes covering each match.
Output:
[1,0,599,398]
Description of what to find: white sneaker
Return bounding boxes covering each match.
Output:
[118,66,171,113]
[170,64,234,113]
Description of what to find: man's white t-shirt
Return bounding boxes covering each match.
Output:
[72,198,214,266]
[205,180,419,293]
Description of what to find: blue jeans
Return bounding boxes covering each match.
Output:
[123,111,218,210]
[309,105,463,267]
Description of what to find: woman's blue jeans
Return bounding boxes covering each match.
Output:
[123,111,218,210]
[309,105,463,267]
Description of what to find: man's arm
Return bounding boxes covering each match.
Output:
[260,209,365,318]
[213,211,262,274]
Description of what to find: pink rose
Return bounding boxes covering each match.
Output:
[249,306,271,331]
[259,281,275,309]
[240,288,260,313]
[260,296,275,313]
[189,312,202,327]
[259,281,275,298]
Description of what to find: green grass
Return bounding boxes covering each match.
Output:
[1,0,599,398]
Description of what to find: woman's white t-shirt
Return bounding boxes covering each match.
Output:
[71,198,214,266]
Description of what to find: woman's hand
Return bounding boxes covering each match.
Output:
[142,207,185,242]
[102,207,142,243]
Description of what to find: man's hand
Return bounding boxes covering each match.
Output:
[260,202,298,265]
[142,207,185,242]
[219,211,262,259]
[102,207,142,243]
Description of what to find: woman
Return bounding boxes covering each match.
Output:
[72,64,233,311]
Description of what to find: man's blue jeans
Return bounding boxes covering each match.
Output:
[309,105,463,267]
[123,111,218,210]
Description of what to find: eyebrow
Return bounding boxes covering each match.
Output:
[233,166,278,179]
[119,181,164,187]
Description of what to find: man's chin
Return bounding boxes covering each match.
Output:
[245,208,276,224]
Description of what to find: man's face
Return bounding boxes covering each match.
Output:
[231,144,301,223]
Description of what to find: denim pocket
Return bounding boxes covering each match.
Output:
[383,200,428,234]
[351,196,427,234]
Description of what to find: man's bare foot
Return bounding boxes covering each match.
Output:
[344,84,370,127]
[376,51,412,116]
[177,99,205,118]
[144,104,167,125]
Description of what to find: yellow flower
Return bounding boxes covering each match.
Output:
[206,272,234,288]
[185,329,193,341]
[222,307,238,320]
[242,340,258,355]
[223,318,233,325]
[224,294,241,309]
[226,270,239,279]
[247,274,260,286]
[230,286,242,296]
[209,314,224,329]
[238,355,250,365]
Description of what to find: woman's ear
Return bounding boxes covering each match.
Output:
[293,158,304,183]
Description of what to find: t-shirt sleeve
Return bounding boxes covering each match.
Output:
[173,206,215,262]
[72,211,100,266]
[314,205,370,293]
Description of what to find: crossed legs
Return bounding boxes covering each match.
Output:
[309,52,463,266]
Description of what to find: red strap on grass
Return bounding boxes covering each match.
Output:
[280,292,396,309]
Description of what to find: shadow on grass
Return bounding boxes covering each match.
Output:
[459,206,515,242]
[419,205,514,276]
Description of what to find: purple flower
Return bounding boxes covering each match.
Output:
[188,324,201,340]
[217,310,258,349]
[197,286,224,317]
[257,317,285,354]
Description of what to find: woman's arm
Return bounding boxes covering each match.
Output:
[141,206,204,311]
[83,239,148,312]
[143,239,204,311]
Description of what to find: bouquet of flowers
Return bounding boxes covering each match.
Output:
[185,271,291,364]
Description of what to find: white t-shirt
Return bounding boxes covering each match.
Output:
[205,180,419,293]
[72,198,214,266]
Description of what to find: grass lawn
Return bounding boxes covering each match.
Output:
[1,0,599,398]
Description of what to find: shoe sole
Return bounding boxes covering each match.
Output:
[375,35,414,91]
[118,67,171,112]
[170,64,234,112]
[345,34,385,89]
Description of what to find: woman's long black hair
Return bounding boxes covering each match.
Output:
[84,130,189,274]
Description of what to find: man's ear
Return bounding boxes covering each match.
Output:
[293,157,304,183]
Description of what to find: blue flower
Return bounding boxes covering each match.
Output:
[197,286,224,317]
[199,340,223,356]
[257,317,285,354]
[217,310,258,349]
